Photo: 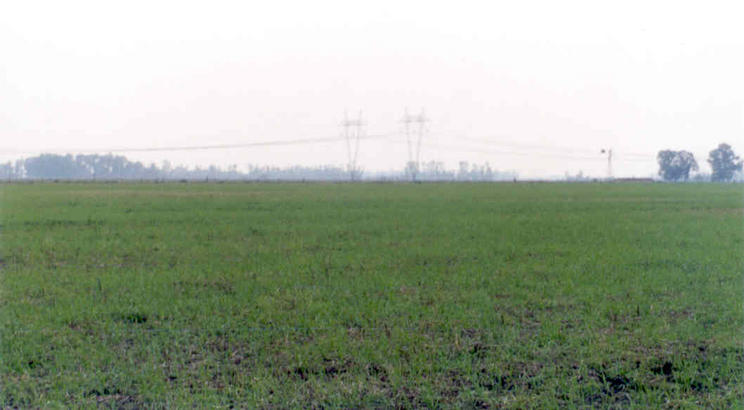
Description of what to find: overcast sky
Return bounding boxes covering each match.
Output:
[1,0,742,178]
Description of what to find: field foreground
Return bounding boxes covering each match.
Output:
[1,182,742,407]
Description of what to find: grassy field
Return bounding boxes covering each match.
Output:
[0,182,742,408]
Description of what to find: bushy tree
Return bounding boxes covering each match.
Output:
[657,150,698,181]
[708,143,742,182]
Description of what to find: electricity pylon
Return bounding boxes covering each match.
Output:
[341,111,364,181]
[601,148,613,180]
[402,108,428,182]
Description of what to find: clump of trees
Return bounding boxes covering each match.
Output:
[0,160,24,180]
[4,153,350,181]
[23,154,162,180]
[656,150,698,181]
[657,143,742,182]
[408,161,517,181]
[708,143,743,182]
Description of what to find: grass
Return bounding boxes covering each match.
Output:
[0,182,742,408]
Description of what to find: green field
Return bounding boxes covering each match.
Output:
[1,182,742,407]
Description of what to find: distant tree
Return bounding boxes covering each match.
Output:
[161,160,173,178]
[404,161,419,182]
[656,150,698,181]
[456,161,470,181]
[0,162,16,180]
[708,143,743,182]
[419,161,453,181]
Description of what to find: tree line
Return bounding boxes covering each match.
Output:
[0,154,516,181]
[657,143,742,182]
[1,144,740,181]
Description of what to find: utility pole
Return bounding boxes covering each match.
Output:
[601,148,613,180]
[402,108,428,182]
[341,111,364,182]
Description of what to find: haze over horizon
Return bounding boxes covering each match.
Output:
[1,1,742,178]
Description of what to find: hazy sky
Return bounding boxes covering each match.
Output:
[1,0,742,178]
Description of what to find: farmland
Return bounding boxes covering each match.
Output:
[1,182,742,407]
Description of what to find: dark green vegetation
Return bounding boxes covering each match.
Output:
[1,182,742,407]
[708,143,743,182]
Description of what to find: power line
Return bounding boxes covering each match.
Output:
[1,114,669,180]
[2,133,659,172]
[390,139,654,163]
[420,134,659,165]
[455,135,602,156]
[5,134,394,156]
[421,140,600,160]
[445,134,657,160]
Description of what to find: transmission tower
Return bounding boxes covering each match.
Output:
[402,108,428,182]
[601,148,613,180]
[341,111,364,181]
